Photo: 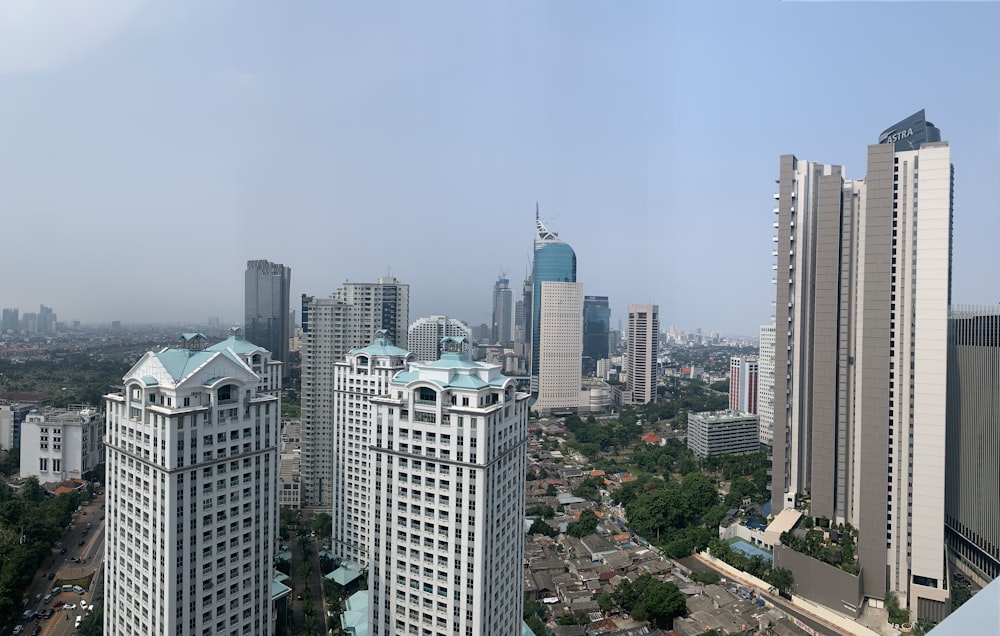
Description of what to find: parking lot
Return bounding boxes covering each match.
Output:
[10,491,104,636]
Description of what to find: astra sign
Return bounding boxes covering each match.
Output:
[879,127,914,145]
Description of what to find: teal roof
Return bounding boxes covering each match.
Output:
[423,351,481,369]
[345,590,369,612]
[271,578,292,601]
[342,591,370,636]
[351,337,410,358]
[326,564,363,586]
[447,374,487,389]
[180,333,207,341]
[154,349,218,383]
[206,336,269,356]
[140,376,159,387]
[276,549,292,562]
[393,370,420,384]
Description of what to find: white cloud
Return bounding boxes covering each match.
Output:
[0,0,143,74]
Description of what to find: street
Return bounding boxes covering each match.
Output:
[11,491,104,636]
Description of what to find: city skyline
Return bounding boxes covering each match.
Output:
[1,2,998,333]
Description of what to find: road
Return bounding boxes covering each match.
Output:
[285,532,329,636]
[10,492,105,636]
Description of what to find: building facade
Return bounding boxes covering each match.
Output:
[18,406,103,483]
[533,281,583,413]
[331,332,412,567]
[626,304,659,405]
[408,316,472,364]
[300,277,410,507]
[945,307,1000,587]
[103,333,280,636]
[687,411,759,459]
[583,295,611,376]
[367,338,528,636]
[728,356,759,414]
[491,275,513,344]
[245,260,291,378]
[757,324,776,445]
[770,110,953,618]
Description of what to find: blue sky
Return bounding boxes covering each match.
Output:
[1,1,997,335]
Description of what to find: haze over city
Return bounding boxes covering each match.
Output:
[1,1,998,334]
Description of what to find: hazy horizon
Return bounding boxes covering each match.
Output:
[2,2,998,335]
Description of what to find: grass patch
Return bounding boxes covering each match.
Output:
[54,572,94,591]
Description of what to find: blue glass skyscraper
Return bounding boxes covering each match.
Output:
[531,210,577,390]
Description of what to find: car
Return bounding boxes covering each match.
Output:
[12,625,23,634]
[59,548,67,554]
[47,572,55,580]
[64,603,76,610]
[41,609,53,618]
[296,594,303,600]
[34,593,41,601]
[78,540,85,546]
[53,601,64,609]
[82,530,88,536]
[75,616,82,628]
[31,626,41,636]
[43,593,53,604]
[80,600,89,610]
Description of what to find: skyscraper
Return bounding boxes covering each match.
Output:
[945,307,1000,586]
[771,110,953,619]
[300,276,409,507]
[728,355,758,414]
[491,274,513,344]
[531,211,580,411]
[626,304,659,405]
[331,331,412,567]
[103,332,281,636]
[757,324,776,445]
[583,295,611,376]
[408,315,472,363]
[367,337,528,635]
[245,259,291,380]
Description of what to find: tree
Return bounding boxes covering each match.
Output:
[545,484,558,497]
[528,519,557,538]
[885,591,910,625]
[566,509,599,538]
[526,504,555,519]
[598,592,614,612]
[633,579,687,629]
[572,476,604,502]
[690,570,721,585]
[312,512,332,538]
[767,567,794,596]
[914,617,937,635]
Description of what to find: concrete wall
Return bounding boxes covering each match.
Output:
[773,545,863,618]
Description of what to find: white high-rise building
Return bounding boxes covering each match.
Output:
[626,304,659,405]
[771,110,952,620]
[407,316,472,363]
[533,281,583,413]
[19,406,103,482]
[757,324,776,445]
[367,338,528,636]
[103,332,281,636]
[301,276,409,507]
[728,356,758,414]
[331,331,412,567]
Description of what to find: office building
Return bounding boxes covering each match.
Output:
[278,421,302,509]
[757,324,776,445]
[771,110,953,619]
[2,308,19,334]
[300,276,409,507]
[245,259,292,379]
[367,337,529,636]
[408,316,472,363]
[729,356,759,414]
[583,296,611,376]
[18,406,103,482]
[627,304,659,405]
[687,411,759,459]
[491,275,513,344]
[534,281,583,413]
[103,332,280,636]
[531,212,581,411]
[945,307,1000,586]
[331,331,412,567]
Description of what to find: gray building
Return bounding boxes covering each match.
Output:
[770,110,954,619]
[946,307,1000,586]
[687,410,758,459]
[492,275,513,344]
[245,259,291,381]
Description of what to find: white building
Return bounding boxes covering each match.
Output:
[533,281,583,413]
[687,410,759,459]
[771,110,953,620]
[367,337,528,636]
[300,277,409,507]
[103,333,280,636]
[756,324,776,445]
[278,421,301,509]
[331,331,412,567]
[627,304,659,405]
[19,406,103,482]
[407,316,472,363]
[728,355,758,414]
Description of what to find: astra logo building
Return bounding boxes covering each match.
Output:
[878,108,941,150]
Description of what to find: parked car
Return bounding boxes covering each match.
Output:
[53,601,64,609]
[63,604,76,610]
[59,548,67,554]
[80,600,89,610]
[75,615,82,628]
[12,625,23,634]
[47,572,55,580]
[78,540,85,546]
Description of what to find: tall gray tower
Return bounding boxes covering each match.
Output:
[492,274,513,344]
[245,259,291,382]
